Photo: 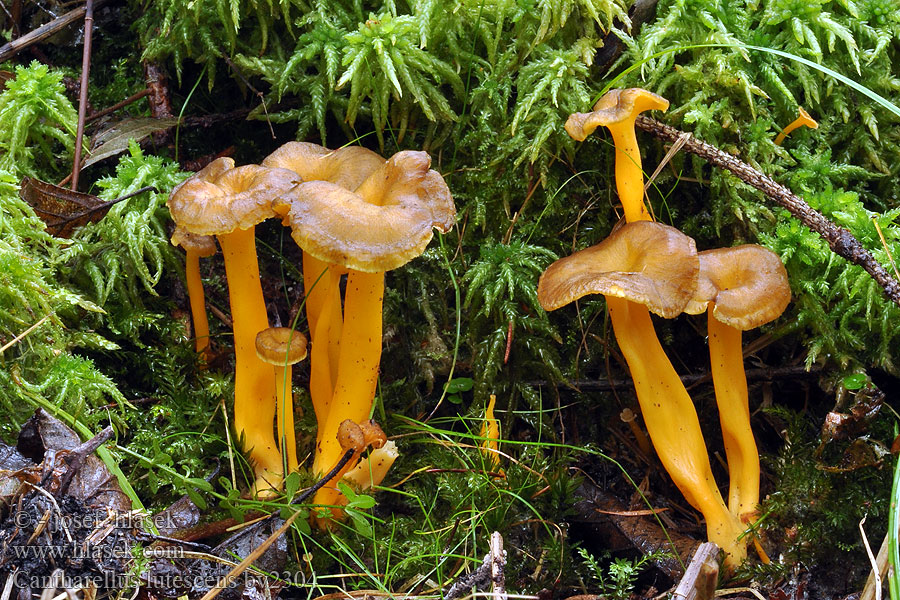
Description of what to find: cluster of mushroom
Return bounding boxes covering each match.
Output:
[539,88,791,567]
[167,143,455,520]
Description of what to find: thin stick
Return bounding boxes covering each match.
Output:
[71,0,94,191]
[0,314,50,354]
[0,0,109,63]
[86,88,152,123]
[635,115,900,308]
[198,448,357,600]
[859,516,882,600]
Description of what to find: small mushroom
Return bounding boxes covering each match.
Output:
[685,245,790,522]
[168,158,301,493]
[774,107,818,146]
[170,227,216,359]
[565,88,669,222]
[256,327,309,473]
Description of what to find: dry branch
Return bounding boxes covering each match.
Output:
[635,115,900,309]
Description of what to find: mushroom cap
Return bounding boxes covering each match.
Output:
[280,150,456,272]
[262,142,386,191]
[795,106,818,130]
[565,88,669,141]
[684,245,791,330]
[255,327,309,365]
[170,226,217,257]
[537,221,699,318]
[168,158,301,236]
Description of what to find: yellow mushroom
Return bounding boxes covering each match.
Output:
[276,150,455,521]
[774,107,818,146]
[170,227,216,359]
[562,89,746,567]
[256,327,309,473]
[685,245,791,522]
[168,158,301,493]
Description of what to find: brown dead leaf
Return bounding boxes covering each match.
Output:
[19,176,117,237]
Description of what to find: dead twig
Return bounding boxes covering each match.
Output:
[672,542,719,600]
[86,88,152,123]
[0,0,110,63]
[71,0,95,191]
[635,115,900,309]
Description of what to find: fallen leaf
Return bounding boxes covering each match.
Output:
[83,116,180,168]
[19,176,116,237]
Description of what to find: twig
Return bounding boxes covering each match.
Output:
[634,115,900,309]
[0,0,110,63]
[444,532,507,600]
[198,447,358,600]
[86,88,152,123]
[71,0,95,191]
[0,314,50,355]
[859,516,882,600]
[672,542,719,600]
[526,364,821,392]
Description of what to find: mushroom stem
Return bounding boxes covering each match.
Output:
[218,226,281,491]
[184,248,211,358]
[707,308,759,521]
[607,124,653,223]
[312,269,384,508]
[774,107,818,146]
[607,295,746,566]
[307,259,343,452]
[275,363,298,473]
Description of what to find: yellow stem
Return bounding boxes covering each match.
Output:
[708,309,760,521]
[276,365,298,473]
[608,125,653,223]
[218,227,281,491]
[185,249,210,358]
[310,271,338,474]
[607,295,746,566]
[312,269,384,514]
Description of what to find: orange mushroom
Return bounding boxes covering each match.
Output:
[263,143,387,443]
[168,158,301,493]
[538,221,746,565]
[774,107,818,146]
[685,245,790,522]
[256,327,309,473]
[563,89,747,567]
[277,150,455,520]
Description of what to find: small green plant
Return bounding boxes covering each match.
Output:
[577,546,669,599]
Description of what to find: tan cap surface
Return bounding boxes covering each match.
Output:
[170,226,217,257]
[262,142,386,191]
[685,245,791,330]
[168,158,301,236]
[255,327,309,365]
[565,88,670,141]
[281,150,456,272]
[537,221,698,318]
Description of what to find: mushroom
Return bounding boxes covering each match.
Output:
[563,88,747,567]
[170,227,216,359]
[256,327,309,473]
[774,107,818,146]
[565,88,669,223]
[538,221,746,565]
[277,150,455,517]
[480,394,502,470]
[343,440,400,490]
[263,143,387,439]
[318,419,388,521]
[168,158,302,493]
[685,245,791,522]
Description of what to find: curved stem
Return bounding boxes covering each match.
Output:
[708,310,759,521]
[607,295,746,566]
[184,248,210,358]
[218,227,281,492]
[608,124,653,223]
